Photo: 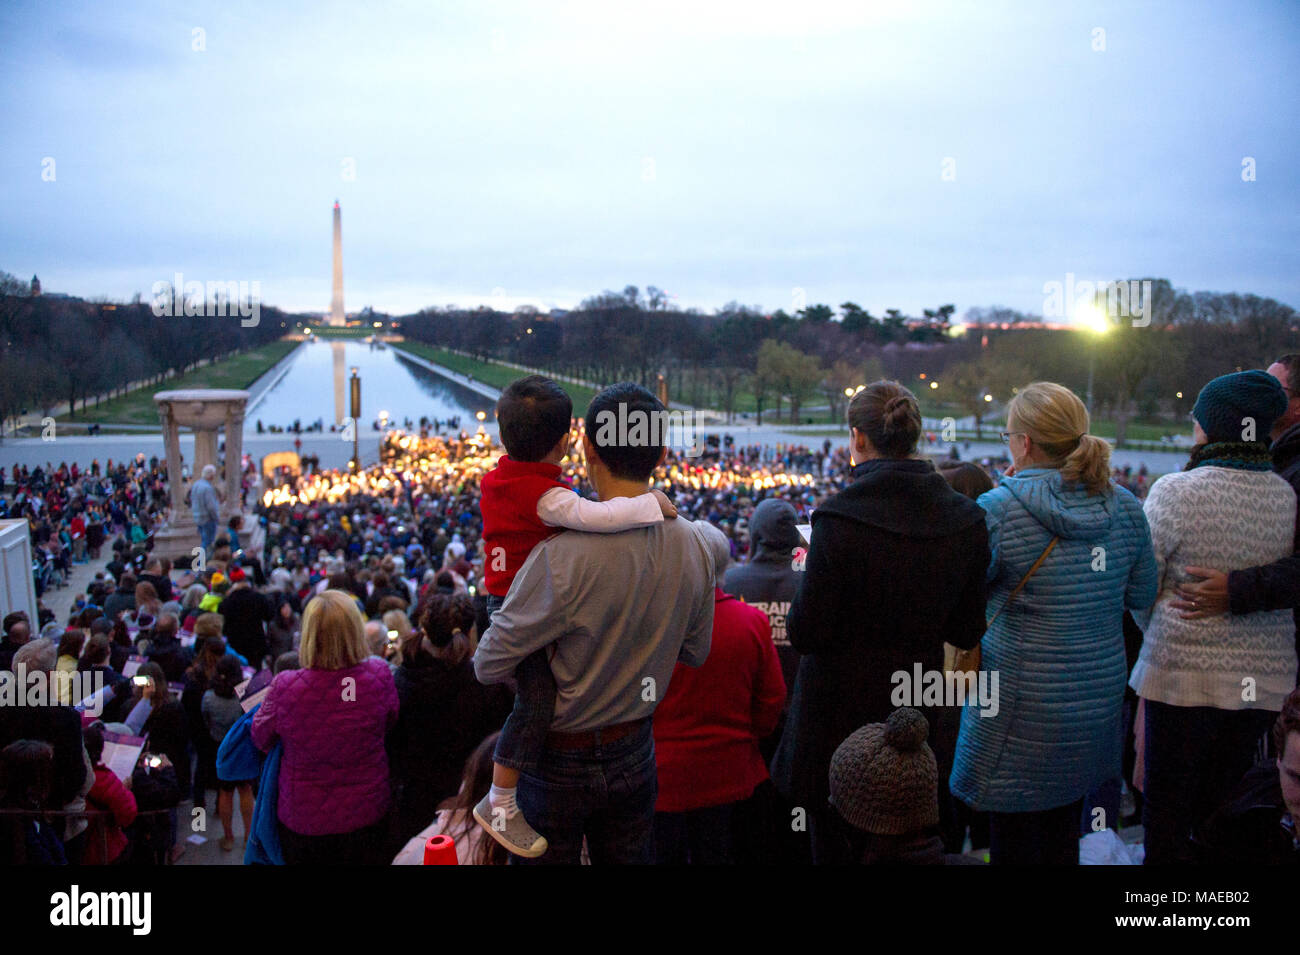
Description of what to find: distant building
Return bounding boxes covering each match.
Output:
[30,275,40,296]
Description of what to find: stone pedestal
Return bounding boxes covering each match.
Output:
[153,389,250,565]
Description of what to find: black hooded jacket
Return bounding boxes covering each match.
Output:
[770,458,990,808]
[723,498,804,693]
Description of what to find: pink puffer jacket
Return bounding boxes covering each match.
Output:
[252,657,399,836]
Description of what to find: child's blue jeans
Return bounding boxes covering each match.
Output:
[486,593,556,772]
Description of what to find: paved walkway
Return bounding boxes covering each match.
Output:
[42,548,114,623]
[172,795,249,865]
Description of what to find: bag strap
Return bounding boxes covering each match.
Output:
[984,536,1058,633]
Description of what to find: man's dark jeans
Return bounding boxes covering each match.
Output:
[1142,699,1276,865]
[514,718,657,865]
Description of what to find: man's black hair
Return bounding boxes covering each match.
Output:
[496,375,573,462]
[584,382,668,482]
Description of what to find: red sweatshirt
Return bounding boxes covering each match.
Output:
[653,589,787,813]
[85,764,138,864]
[480,456,569,597]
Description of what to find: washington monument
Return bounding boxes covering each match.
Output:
[329,199,345,326]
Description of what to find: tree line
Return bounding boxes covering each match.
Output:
[0,272,288,431]
[399,280,1300,442]
[3,272,1294,448]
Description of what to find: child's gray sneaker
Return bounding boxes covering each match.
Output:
[472,794,548,858]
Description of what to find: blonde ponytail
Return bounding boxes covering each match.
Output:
[1006,381,1112,496]
[1060,433,1111,495]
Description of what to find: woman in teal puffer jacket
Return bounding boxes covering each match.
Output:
[950,382,1157,864]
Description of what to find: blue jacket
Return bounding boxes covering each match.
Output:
[950,468,1157,813]
[216,704,283,865]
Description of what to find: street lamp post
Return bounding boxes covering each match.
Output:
[349,366,360,472]
[1086,356,1096,417]
[1078,303,1111,418]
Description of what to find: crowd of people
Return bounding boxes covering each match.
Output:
[1,358,1298,867]
[0,457,175,601]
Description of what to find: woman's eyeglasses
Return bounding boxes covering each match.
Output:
[1000,431,1025,444]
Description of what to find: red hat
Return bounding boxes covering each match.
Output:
[228,566,247,582]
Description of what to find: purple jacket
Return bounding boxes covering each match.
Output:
[252,657,399,836]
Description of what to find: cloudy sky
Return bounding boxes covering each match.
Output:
[2,0,1297,318]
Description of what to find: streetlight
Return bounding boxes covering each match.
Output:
[929,381,939,390]
[349,366,360,473]
[1077,302,1112,416]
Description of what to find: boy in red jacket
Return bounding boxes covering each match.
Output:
[82,723,138,865]
[472,376,676,857]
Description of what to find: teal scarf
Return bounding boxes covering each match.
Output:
[1183,441,1273,472]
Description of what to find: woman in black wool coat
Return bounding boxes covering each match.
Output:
[771,381,991,864]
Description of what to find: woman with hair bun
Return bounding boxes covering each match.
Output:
[385,591,512,855]
[771,380,991,864]
[950,381,1158,865]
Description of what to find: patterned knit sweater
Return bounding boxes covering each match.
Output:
[1131,465,1297,711]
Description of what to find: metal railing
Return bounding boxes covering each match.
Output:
[0,806,176,865]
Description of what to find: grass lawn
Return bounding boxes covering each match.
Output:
[60,339,299,426]
[785,426,851,437]
[1090,419,1192,441]
[393,343,601,409]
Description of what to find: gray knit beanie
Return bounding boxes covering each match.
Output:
[828,707,939,835]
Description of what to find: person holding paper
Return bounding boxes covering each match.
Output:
[122,662,191,805]
[82,723,138,865]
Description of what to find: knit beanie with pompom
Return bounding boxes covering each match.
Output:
[828,707,939,835]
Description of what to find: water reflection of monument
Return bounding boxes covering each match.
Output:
[332,341,346,425]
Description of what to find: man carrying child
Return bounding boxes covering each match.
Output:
[471,376,680,858]
[476,380,715,864]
